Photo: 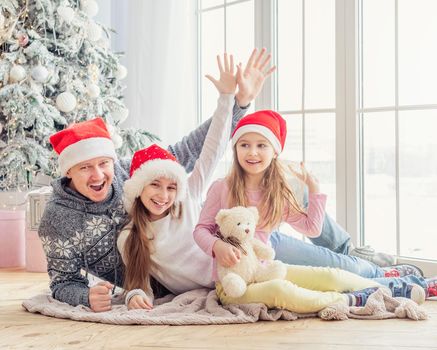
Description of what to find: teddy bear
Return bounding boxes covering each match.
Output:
[215,206,287,298]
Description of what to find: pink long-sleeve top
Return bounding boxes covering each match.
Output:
[193,178,327,261]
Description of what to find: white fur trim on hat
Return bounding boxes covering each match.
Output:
[231,124,282,154]
[59,137,117,175]
[123,159,188,212]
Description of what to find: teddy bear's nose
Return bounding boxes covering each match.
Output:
[245,229,250,234]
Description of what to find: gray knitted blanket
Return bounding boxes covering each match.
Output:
[22,288,427,325]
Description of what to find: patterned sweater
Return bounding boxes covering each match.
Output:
[38,100,248,307]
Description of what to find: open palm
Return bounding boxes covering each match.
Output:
[236,48,276,107]
[205,53,237,95]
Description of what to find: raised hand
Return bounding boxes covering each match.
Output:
[288,161,320,194]
[205,53,238,94]
[236,48,277,107]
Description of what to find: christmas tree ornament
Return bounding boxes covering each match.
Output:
[9,65,26,82]
[0,122,3,134]
[86,22,102,42]
[56,92,77,113]
[87,63,100,82]
[17,32,29,47]
[56,6,75,24]
[81,0,99,17]
[111,106,129,123]
[115,64,127,80]
[31,65,49,83]
[86,83,100,99]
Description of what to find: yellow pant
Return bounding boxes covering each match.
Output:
[216,264,381,313]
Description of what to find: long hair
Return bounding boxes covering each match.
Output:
[122,197,182,293]
[227,150,304,230]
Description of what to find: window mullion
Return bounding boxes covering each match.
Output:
[336,0,360,243]
[254,0,275,110]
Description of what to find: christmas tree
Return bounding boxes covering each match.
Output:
[0,0,158,191]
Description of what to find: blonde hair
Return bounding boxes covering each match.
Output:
[122,197,182,294]
[227,150,303,230]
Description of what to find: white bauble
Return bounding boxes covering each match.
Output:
[56,92,77,113]
[86,83,100,99]
[0,123,3,134]
[86,22,102,42]
[115,64,127,80]
[31,65,49,83]
[10,65,26,82]
[111,107,129,123]
[81,0,99,17]
[57,6,75,23]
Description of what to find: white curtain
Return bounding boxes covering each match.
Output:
[110,0,198,146]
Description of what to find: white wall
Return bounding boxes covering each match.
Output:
[98,1,199,147]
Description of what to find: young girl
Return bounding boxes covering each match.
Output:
[117,52,277,309]
[193,110,431,313]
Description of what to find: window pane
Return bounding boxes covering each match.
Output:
[226,1,255,75]
[201,0,223,9]
[201,9,224,121]
[277,0,302,111]
[305,114,336,217]
[399,0,437,105]
[305,0,335,109]
[281,114,303,161]
[362,0,395,108]
[362,112,397,255]
[399,110,437,260]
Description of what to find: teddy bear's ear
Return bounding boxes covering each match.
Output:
[248,206,259,224]
[215,208,230,225]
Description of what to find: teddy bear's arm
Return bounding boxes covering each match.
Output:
[251,238,275,260]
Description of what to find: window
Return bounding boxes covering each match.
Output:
[359,0,437,261]
[277,0,337,217]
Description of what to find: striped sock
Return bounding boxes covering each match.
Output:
[346,287,379,307]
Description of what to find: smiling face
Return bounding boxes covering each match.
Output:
[140,177,177,221]
[235,132,276,178]
[67,157,114,202]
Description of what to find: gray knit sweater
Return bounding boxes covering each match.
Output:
[38,102,247,307]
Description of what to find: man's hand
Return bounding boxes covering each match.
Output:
[89,281,113,312]
[212,240,241,267]
[236,48,276,107]
[128,294,154,310]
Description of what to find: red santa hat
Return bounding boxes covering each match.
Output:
[231,110,287,154]
[49,117,117,176]
[123,144,188,212]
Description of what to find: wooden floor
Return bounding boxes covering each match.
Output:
[1,268,437,350]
